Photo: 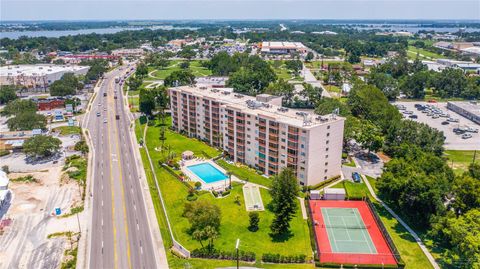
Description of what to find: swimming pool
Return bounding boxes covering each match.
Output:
[186,162,228,184]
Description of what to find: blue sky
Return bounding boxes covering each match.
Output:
[1,0,479,21]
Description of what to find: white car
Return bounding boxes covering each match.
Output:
[462,133,473,139]
[103,118,107,123]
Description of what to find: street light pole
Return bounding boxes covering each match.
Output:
[235,238,240,269]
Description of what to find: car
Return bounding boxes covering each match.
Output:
[440,113,449,118]
[96,112,100,117]
[403,111,413,115]
[427,100,438,103]
[352,172,361,183]
[454,128,466,134]
[441,121,449,125]
[432,115,439,119]
[98,103,101,106]
[466,127,479,133]
[462,133,473,139]
[103,118,107,123]
[409,115,418,119]
[447,118,459,122]
[103,107,107,111]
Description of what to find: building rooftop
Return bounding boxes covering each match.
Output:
[261,41,306,51]
[171,86,344,129]
[448,101,480,116]
[0,64,89,77]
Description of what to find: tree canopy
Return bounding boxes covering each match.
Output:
[269,168,299,237]
[23,135,62,158]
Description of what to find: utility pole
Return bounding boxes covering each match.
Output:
[236,238,240,269]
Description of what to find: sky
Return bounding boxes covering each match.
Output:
[1,0,479,21]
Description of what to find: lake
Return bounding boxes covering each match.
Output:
[0,25,198,39]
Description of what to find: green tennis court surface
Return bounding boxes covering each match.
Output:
[243,184,264,211]
[321,207,377,254]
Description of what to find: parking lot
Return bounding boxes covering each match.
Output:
[394,101,480,150]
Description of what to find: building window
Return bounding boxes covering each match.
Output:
[327,133,330,137]
[327,125,330,129]
[302,130,306,133]
[324,176,327,180]
[301,144,305,149]
[326,147,329,151]
[281,138,286,142]
[326,140,329,144]
[301,152,306,156]
[281,146,285,150]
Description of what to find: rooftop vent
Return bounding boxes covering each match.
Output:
[277,107,289,112]
[316,116,328,122]
[222,91,231,95]
[234,94,244,98]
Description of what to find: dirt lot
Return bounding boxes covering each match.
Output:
[394,101,480,150]
[0,165,84,269]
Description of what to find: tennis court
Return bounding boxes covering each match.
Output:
[321,207,377,254]
[243,184,264,211]
[309,200,398,266]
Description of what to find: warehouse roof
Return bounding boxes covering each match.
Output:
[0,64,89,77]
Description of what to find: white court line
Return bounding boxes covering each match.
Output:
[323,208,339,252]
[352,208,376,254]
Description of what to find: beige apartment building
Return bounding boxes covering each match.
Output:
[169,86,345,186]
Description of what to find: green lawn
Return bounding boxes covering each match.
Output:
[216,159,273,188]
[343,158,356,167]
[53,126,81,135]
[150,60,212,80]
[324,85,341,93]
[444,150,479,174]
[137,119,312,265]
[128,96,139,112]
[407,46,443,60]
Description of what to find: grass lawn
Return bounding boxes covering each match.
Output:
[333,179,433,268]
[343,158,356,167]
[407,46,443,60]
[216,159,273,188]
[444,150,479,174]
[128,96,139,112]
[53,126,81,136]
[137,119,312,265]
[150,60,211,80]
[324,85,341,93]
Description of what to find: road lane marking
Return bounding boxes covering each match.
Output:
[110,81,133,269]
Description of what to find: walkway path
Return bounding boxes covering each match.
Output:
[302,66,331,98]
[354,157,440,269]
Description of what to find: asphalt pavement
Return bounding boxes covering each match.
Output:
[85,69,160,269]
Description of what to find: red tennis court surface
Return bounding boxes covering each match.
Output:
[309,200,397,266]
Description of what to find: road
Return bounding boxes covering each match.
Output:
[302,66,332,98]
[85,68,160,269]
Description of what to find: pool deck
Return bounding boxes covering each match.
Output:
[181,159,239,191]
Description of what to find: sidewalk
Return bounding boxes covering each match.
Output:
[302,66,331,98]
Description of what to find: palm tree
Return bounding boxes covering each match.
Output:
[227,171,233,189]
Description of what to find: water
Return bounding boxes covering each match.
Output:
[0,25,198,39]
[187,162,227,184]
[347,24,480,33]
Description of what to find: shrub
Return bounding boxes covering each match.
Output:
[0,150,10,157]
[194,181,202,189]
[1,165,9,174]
[74,140,89,154]
[212,190,219,197]
[222,190,230,196]
[191,248,256,262]
[248,212,260,232]
[261,253,306,263]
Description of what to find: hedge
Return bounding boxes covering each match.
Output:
[262,253,307,263]
[305,175,341,192]
[316,262,401,268]
[191,248,256,262]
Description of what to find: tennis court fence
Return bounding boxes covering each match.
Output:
[318,223,372,229]
[366,198,405,268]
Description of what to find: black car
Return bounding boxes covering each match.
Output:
[409,115,418,119]
[441,121,449,125]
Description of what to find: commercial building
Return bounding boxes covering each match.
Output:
[260,41,308,54]
[111,48,145,57]
[169,86,345,186]
[0,170,11,212]
[0,64,89,90]
[447,101,480,125]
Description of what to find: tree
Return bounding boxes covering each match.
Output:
[127,76,143,92]
[83,59,108,82]
[265,79,295,105]
[2,99,37,116]
[50,73,82,96]
[183,200,221,250]
[432,68,468,98]
[430,209,480,269]
[135,62,149,79]
[355,120,384,154]
[399,71,430,99]
[368,71,399,100]
[468,163,480,180]
[451,174,480,215]
[305,51,314,62]
[248,212,260,232]
[179,61,190,69]
[284,60,303,76]
[0,85,18,105]
[23,135,62,158]
[315,97,351,117]
[139,88,156,116]
[164,70,195,87]
[177,46,196,60]
[269,168,299,237]
[207,51,240,76]
[7,112,46,131]
[300,83,323,107]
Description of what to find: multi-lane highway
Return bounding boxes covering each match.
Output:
[84,67,161,269]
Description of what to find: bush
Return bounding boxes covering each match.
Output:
[191,248,256,262]
[222,190,230,196]
[0,150,10,157]
[248,212,260,232]
[194,181,202,189]
[74,140,89,154]
[212,190,219,197]
[262,253,306,263]
[1,165,9,174]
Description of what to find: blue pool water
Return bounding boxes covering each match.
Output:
[187,163,228,184]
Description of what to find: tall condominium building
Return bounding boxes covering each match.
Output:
[169,86,345,186]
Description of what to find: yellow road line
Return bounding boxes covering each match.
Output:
[110,75,133,269]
